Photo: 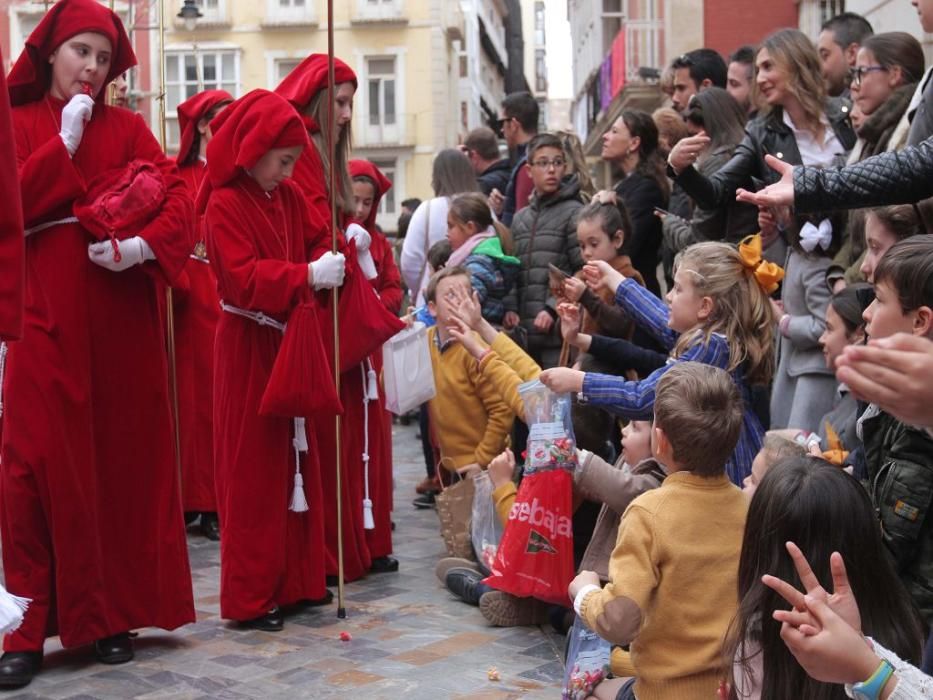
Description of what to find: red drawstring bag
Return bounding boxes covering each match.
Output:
[73,160,166,261]
[482,468,575,606]
[259,301,343,417]
[320,240,405,373]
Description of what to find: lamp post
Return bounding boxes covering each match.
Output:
[176,0,204,91]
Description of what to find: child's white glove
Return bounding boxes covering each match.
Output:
[60,94,95,156]
[88,236,155,272]
[309,251,346,290]
[345,223,378,280]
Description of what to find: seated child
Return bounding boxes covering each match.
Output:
[859,235,933,628]
[445,192,519,325]
[569,361,749,700]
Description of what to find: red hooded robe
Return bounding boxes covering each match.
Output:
[203,89,328,619]
[0,47,24,342]
[173,89,233,513]
[275,55,397,581]
[1,0,195,651]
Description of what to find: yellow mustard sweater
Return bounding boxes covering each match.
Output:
[427,327,514,470]
[580,471,747,700]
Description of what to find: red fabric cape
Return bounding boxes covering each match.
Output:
[0,47,24,340]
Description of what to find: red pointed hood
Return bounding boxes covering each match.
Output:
[176,89,234,165]
[349,159,392,231]
[273,54,357,133]
[7,0,136,107]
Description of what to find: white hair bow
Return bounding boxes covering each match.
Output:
[799,219,833,253]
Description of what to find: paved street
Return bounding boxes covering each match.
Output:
[1,420,565,700]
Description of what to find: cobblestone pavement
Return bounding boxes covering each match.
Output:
[2,420,565,699]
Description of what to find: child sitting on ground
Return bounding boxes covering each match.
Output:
[569,361,749,700]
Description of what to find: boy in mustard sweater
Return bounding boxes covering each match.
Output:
[425,266,514,475]
[569,362,748,700]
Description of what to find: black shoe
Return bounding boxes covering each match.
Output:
[199,512,220,541]
[240,607,283,632]
[184,511,199,526]
[325,575,339,587]
[445,567,485,605]
[301,589,334,607]
[369,556,399,574]
[412,492,436,509]
[94,632,134,664]
[0,651,42,689]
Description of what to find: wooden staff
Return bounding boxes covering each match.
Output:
[325,0,346,620]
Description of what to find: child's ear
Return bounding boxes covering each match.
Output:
[651,423,669,461]
[427,300,438,318]
[612,228,625,249]
[697,295,715,322]
[914,305,933,337]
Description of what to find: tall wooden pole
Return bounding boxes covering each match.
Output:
[326,0,346,620]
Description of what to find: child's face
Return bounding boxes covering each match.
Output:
[527,146,566,196]
[742,449,771,498]
[621,420,652,466]
[427,274,472,330]
[864,280,917,341]
[666,269,710,334]
[352,180,376,223]
[819,303,860,370]
[446,213,475,251]
[577,218,623,264]
[250,145,302,192]
[860,213,900,283]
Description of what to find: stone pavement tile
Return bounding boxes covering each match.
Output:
[323,668,385,687]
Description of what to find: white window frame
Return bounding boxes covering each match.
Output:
[265,50,310,89]
[264,0,317,25]
[189,0,228,26]
[354,0,404,22]
[355,48,407,147]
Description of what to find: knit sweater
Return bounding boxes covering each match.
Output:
[426,327,515,469]
[579,471,748,700]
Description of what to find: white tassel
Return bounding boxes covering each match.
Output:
[289,419,309,513]
[289,469,309,513]
[292,417,308,453]
[0,586,30,635]
[365,359,379,401]
[362,497,375,530]
[0,342,7,418]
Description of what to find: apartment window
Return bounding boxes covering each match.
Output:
[534,2,546,45]
[194,0,226,23]
[166,50,239,149]
[367,57,397,128]
[274,58,302,84]
[601,0,624,56]
[266,0,315,24]
[371,159,397,216]
[356,0,403,21]
[535,49,547,93]
[819,0,845,21]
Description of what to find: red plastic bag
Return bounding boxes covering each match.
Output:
[483,468,575,605]
[259,302,342,417]
[319,240,405,372]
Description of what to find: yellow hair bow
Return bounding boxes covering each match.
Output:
[738,234,785,295]
[821,422,849,467]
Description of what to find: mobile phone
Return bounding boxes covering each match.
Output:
[654,206,671,216]
[548,263,571,280]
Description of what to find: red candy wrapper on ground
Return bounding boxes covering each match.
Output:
[339,631,352,642]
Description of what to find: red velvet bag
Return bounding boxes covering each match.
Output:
[482,468,575,606]
[73,160,166,260]
[320,240,405,372]
[259,302,343,417]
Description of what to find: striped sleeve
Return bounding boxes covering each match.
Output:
[614,278,679,350]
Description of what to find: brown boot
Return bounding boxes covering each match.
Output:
[479,591,550,627]
[414,476,440,495]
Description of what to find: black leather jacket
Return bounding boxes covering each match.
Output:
[795,136,933,213]
[675,101,856,209]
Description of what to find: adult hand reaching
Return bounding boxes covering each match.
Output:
[667,132,710,175]
[582,260,625,295]
[736,155,795,209]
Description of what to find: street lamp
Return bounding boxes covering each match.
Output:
[177,0,202,32]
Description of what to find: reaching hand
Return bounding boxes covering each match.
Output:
[487,449,516,490]
[489,189,505,217]
[88,236,154,272]
[557,302,581,345]
[502,311,520,330]
[667,132,710,175]
[563,276,587,303]
[761,543,862,634]
[538,367,585,394]
[736,155,795,209]
[592,190,618,206]
[448,314,487,360]
[582,260,625,295]
[60,93,95,156]
[451,286,483,330]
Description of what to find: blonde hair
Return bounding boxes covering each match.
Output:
[556,130,596,200]
[673,242,775,386]
[306,88,354,218]
[756,29,827,136]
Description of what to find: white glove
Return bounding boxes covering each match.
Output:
[345,223,371,252]
[345,223,378,279]
[88,236,156,272]
[60,94,95,157]
[309,251,346,290]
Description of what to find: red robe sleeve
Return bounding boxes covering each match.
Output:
[515,165,534,213]
[370,232,402,315]
[128,114,194,285]
[0,50,24,340]
[205,188,310,316]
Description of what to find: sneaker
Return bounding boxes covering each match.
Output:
[415,476,440,495]
[479,590,550,627]
[434,556,480,584]
[412,492,436,509]
[444,567,485,605]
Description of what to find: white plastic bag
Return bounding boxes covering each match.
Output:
[470,471,504,574]
[382,321,436,415]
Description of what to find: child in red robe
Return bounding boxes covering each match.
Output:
[0,0,195,688]
[276,55,400,581]
[173,89,233,541]
[202,88,344,631]
[349,159,403,562]
[0,46,24,343]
